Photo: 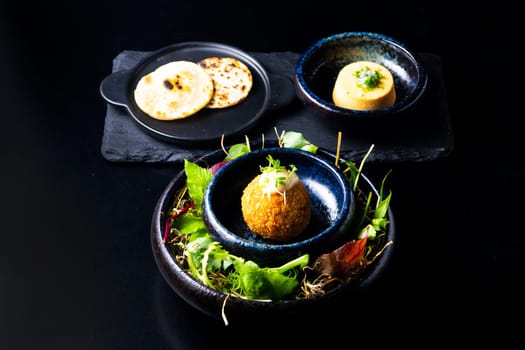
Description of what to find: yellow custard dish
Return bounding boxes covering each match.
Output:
[332,61,396,111]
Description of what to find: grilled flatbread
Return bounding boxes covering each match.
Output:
[133,60,214,120]
[198,57,253,108]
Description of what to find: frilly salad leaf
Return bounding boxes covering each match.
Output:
[233,254,309,300]
[175,212,207,235]
[184,159,213,215]
[281,131,318,153]
[224,143,251,160]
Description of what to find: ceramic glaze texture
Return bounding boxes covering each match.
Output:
[202,147,355,266]
[294,32,428,123]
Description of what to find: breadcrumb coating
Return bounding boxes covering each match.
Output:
[241,174,311,241]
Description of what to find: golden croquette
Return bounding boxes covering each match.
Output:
[241,174,311,242]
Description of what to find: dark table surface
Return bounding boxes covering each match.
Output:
[2,1,523,349]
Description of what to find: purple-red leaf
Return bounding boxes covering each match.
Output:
[209,160,230,175]
[313,236,368,277]
[163,200,195,243]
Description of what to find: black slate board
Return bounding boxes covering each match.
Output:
[100,50,453,163]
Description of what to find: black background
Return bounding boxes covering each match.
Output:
[1,1,523,348]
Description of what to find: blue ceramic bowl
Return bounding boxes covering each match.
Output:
[202,147,356,266]
[295,32,427,123]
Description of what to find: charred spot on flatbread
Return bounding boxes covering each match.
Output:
[133,60,214,120]
[198,57,253,109]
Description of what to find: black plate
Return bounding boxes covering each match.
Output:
[100,42,292,145]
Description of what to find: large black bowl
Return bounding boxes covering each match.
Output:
[151,143,395,325]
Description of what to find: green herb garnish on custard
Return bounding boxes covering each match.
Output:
[354,66,384,91]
